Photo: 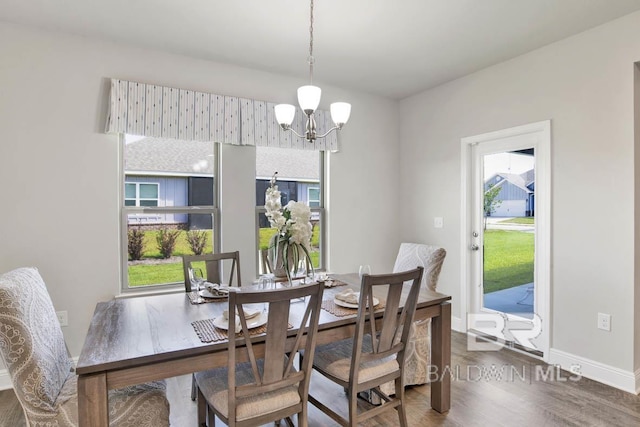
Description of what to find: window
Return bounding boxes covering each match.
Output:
[307,187,320,208]
[125,182,159,207]
[255,146,325,274]
[121,135,219,291]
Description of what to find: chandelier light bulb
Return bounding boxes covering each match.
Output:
[297,85,322,114]
[330,102,351,127]
[275,104,296,127]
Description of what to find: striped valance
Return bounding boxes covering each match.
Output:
[105,79,338,151]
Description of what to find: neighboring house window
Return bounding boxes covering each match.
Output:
[307,187,320,208]
[121,135,219,292]
[125,182,159,207]
[256,146,325,275]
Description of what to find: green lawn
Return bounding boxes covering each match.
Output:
[129,226,531,290]
[483,229,534,294]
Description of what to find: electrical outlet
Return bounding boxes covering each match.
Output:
[597,313,611,331]
[56,310,68,327]
[569,364,582,375]
[434,217,444,228]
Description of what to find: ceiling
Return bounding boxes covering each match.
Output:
[2,0,640,99]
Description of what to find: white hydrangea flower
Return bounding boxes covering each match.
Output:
[264,173,314,277]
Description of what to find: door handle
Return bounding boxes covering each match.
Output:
[470,244,479,251]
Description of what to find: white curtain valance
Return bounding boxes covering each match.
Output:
[105,79,338,151]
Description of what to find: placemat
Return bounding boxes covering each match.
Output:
[187,291,227,305]
[191,318,292,343]
[321,298,385,317]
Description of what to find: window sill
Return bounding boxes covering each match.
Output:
[116,285,184,299]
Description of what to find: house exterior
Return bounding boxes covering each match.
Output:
[255,147,320,226]
[484,170,535,217]
[125,138,320,228]
[125,137,215,229]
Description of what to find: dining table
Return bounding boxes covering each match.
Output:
[76,273,452,427]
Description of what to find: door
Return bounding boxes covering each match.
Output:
[462,121,550,358]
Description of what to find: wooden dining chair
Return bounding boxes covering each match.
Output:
[308,267,424,427]
[183,251,243,401]
[194,282,324,427]
[0,267,170,427]
[182,251,242,292]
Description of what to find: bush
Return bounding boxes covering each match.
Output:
[127,227,145,260]
[186,230,208,255]
[156,228,181,259]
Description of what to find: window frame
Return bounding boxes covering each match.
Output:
[255,151,326,275]
[119,135,220,293]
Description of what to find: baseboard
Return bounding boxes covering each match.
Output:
[0,357,79,391]
[549,348,638,394]
[447,322,639,395]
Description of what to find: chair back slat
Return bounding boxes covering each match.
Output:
[262,299,290,383]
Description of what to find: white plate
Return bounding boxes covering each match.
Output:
[212,311,268,330]
[199,289,228,299]
[334,296,379,309]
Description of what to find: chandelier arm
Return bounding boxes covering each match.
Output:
[281,126,306,139]
[315,125,343,139]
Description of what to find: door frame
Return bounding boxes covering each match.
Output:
[460,120,551,360]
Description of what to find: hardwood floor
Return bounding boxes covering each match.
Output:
[2,331,640,426]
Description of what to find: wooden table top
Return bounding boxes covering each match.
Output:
[76,273,451,376]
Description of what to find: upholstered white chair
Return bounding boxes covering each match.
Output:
[390,243,446,389]
[0,267,170,427]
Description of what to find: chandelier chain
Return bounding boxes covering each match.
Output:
[308,0,314,83]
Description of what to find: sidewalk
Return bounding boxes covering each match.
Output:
[484,283,534,319]
[485,217,534,232]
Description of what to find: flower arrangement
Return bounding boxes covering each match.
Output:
[265,172,313,282]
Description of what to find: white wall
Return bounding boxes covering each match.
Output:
[400,11,640,380]
[0,21,400,369]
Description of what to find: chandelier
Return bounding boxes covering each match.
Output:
[274,0,351,143]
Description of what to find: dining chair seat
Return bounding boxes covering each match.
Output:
[195,360,301,422]
[311,336,399,385]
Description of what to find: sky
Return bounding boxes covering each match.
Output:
[484,152,534,177]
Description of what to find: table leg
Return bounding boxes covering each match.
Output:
[430,302,451,413]
[78,372,109,427]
